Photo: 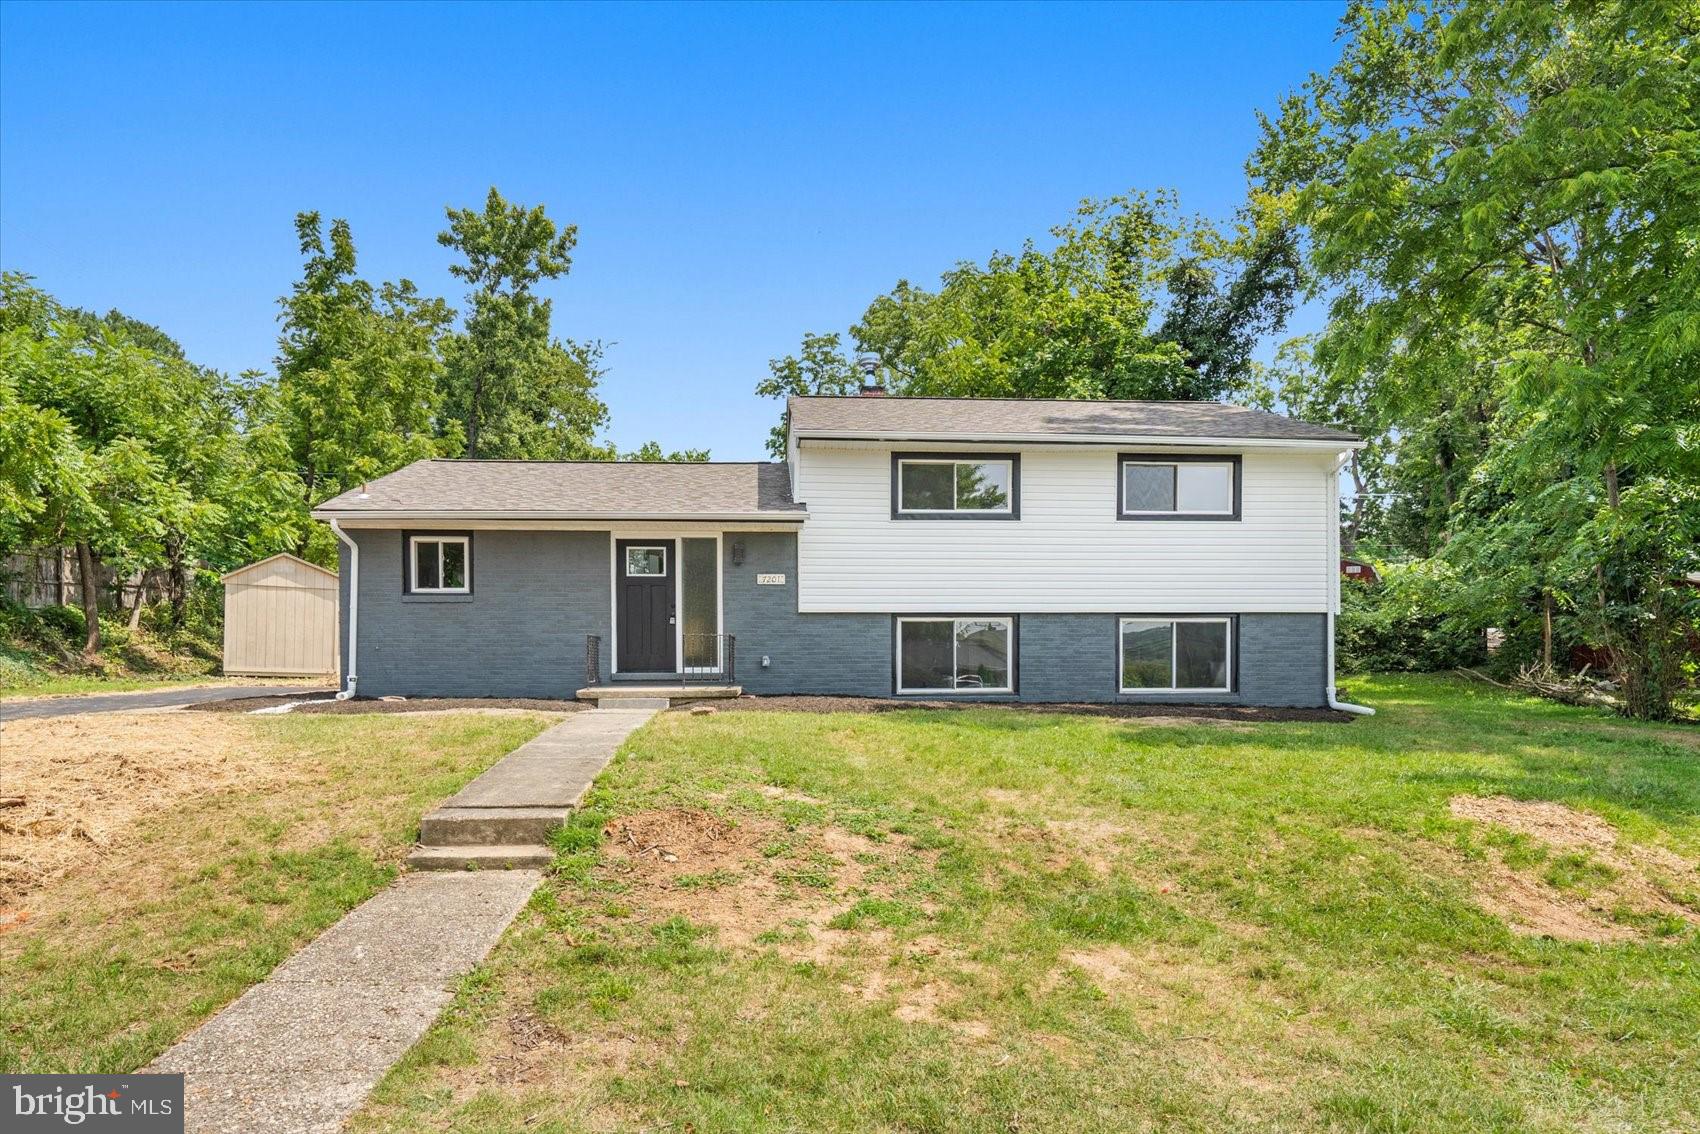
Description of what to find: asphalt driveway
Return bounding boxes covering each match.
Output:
[0,684,334,723]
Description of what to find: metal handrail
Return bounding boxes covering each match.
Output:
[586,632,736,686]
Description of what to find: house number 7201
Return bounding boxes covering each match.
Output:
[756,573,785,585]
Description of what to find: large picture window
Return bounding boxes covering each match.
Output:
[893,454,1018,518]
[408,535,471,594]
[1119,617,1231,692]
[896,617,1014,693]
[1118,455,1240,519]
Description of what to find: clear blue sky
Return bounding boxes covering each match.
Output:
[0,0,1343,460]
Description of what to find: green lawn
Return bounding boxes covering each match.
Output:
[353,674,1699,1134]
[0,710,556,1074]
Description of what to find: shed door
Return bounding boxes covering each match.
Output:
[616,540,675,672]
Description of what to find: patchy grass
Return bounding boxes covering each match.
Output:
[0,710,554,1073]
[354,674,1699,1134]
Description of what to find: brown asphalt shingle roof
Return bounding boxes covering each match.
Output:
[788,395,1359,443]
[313,460,802,518]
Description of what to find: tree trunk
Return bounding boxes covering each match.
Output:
[165,537,189,627]
[76,541,101,657]
[466,374,483,458]
[1540,590,1553,669]
[128,575,148,632]
[1342,453,1367,555]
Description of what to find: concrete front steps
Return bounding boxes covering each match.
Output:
[575,683,742,709]
[409,844,556,870]
[407,707,659,871]
[409,808,566,871]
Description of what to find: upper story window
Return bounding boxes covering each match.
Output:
[892,453,1019,520]
[1118,454,1241,520]
[408,534,471,593]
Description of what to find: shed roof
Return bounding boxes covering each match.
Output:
[220,552,338,582]
[311,460,803,521]
[787,395,1360,444]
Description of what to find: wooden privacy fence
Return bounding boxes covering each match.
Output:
[221,554,340,678]
[1,548,141,609]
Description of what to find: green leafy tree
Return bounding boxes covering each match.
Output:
[437,188,609,459]
[758,192,1300,456]
[1254,0,1700,717]
[274,213,455,560]
[754,331,862,457]
[621,441,710,462]
[0,275,231,651]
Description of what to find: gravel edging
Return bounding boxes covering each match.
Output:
[668,694,1354,723]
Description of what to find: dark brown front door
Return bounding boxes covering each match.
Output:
[616,540,675,672]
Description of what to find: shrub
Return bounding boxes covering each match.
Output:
[1338,560,1488,673]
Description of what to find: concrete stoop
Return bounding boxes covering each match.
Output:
[574,684,742,709]
[407,707,656,872]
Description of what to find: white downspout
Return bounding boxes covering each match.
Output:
[1327,453,1375,716]
[329,518,358,700]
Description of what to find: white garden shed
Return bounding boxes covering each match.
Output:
[221,553,339,678]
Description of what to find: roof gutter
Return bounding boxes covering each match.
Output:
[792,430,1364,450]
[309,509,807,522]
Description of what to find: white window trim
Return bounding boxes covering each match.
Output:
[896,616,1015,694]
[897,458,1015,514]
[1118,617,1233,694]
[1119,460,1236,516]
[624,545,668,577]
[409,535,471,594]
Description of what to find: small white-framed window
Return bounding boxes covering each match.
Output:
[1119,458,1238,518]
[895,457,1016,516]
[624,545,667,576]
[410,535,470,593]
[1119,617,1232,693]
[896,616,1014,693]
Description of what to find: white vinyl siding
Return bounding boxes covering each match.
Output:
[795,444,1336,612]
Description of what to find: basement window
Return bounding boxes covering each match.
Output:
[896,617,1014,693]
[1119,617,1231,693]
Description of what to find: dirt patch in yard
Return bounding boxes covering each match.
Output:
[1449,796,1619,855]
[0,713,289,908]
[602,808,758,866]
[674,694,1351,722]
[187,694,585,715]
[593,807,938,962]
[1440,795,1700,943]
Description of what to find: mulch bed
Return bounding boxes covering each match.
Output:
[186,695,586,715]
[670,694,1353,723]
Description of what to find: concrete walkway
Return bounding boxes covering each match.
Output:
[146,871,538,1134]
[0,683,331,722]
[145,706,657,1133]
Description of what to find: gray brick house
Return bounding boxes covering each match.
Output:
[312,395,1366,708]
